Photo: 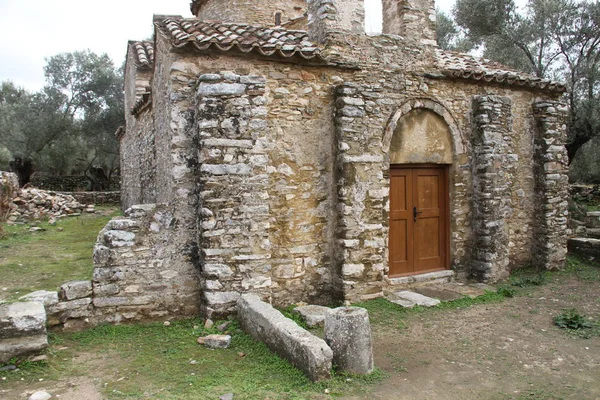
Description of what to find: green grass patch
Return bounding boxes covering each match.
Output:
[2,319,384,399]
[0,207,119,301]
[562,256,600,282]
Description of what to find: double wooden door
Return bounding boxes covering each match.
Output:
[389,165,449,277]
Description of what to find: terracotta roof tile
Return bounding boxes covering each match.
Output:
[436,49,566,93]
[131,41,154,69]
[156,17,323,61]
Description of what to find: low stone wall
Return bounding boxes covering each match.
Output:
[30,175,121,192]
[58,191,121,205]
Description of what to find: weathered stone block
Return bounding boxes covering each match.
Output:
[198,82,246,97]
[324,307,374,375]
[0,302,47,340]
[0,334,48,364]
[237,294,332,382]
[59,281,93,301]
[293,305,331,328]
[19,291,59,307]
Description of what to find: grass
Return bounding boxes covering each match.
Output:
[3,319,385,399]
[0,207,119,302]
[562,255,600,282]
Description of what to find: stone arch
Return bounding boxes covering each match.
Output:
[383,98,464,162]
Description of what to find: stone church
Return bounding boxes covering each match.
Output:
[109,0,569,320]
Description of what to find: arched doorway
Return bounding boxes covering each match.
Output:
[387,108,453,277]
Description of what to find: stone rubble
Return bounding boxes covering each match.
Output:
[5,186,95,224]
[292,305,331,328]
[197,334,232,349]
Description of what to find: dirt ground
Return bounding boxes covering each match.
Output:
[2,271,599,400]
[348,275,600,400]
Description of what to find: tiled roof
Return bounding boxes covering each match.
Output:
[436,49,566,93]
[131,41,154,69]
[156,17,323,61]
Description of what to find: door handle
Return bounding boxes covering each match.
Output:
[413,207,423,222]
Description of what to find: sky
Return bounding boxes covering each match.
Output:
[0,0,458,91]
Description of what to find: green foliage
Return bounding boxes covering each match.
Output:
[552,309,598,339]
[443,0,600,162]
[0,50,123,179]
[497,286,516,298]
[553,309,592,330]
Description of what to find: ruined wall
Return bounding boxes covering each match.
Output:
[122,44,155,210]
[193,0,306,26]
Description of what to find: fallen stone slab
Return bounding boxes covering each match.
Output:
[0,302,47,339]
[237,294,332,382]
[0,334,48,364]
[388,298,416,308]
[293,305,331,328]
[393,291,440,307]
[19,291,59,307]
[413,286,465,302]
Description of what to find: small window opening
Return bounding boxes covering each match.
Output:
[365,0,383,35]
[275,12,283,26]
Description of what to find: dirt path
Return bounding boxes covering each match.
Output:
[346,277,600,400]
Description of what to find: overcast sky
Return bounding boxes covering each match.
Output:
[0,0,458,91]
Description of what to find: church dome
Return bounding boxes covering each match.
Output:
[190,0,306,27]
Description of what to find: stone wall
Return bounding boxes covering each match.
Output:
[91,204,201,324]
[532,101,569,270]
[30,175,120,192]
[120,106,156,210]
[470,96,514,282]
[193,0,306,27]
[60,191,121,205]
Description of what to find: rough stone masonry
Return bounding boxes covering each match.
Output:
[94,0,570,323]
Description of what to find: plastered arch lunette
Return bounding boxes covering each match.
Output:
[382,98,465,160]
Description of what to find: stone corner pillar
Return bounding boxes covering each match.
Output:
[470,95,514,282]
[334,83,386,303]
[532,101,569,270]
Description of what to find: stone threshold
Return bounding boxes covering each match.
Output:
[385,270,455,288]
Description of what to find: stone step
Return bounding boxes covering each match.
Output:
[386,270,455,288]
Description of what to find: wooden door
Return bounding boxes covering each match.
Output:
[389,165,449,277]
